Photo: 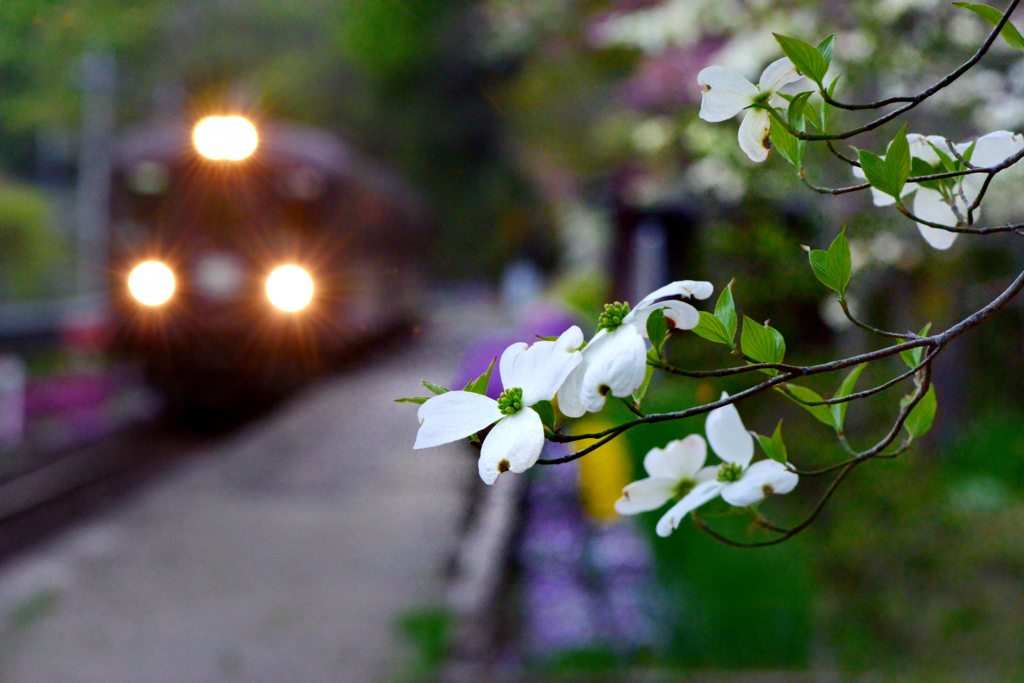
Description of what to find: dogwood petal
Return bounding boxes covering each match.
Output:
[906,134,943,165]
[705,392,753,468]
[414,391,503,450]
[964,130,1024,168]
[912,187,959,250]
[634,300,700,333]
[655,480,725,537]
[555,328,609,418]
[556,362,587,418]
[720,460,799,507]
[959,131,1024,204]
[696,465,720,482]
[916,225,958,250]
[960,174,985,207]
[697,66,758,122]
[499,326,584,406]
[738,107,772,163]
[633,281,714,310]
[757,57,803,94]
[614,477,677,515]
[579,325,648,413]
[478,407,545,485]
[644,434,707,480]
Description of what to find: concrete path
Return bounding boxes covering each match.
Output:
[0,295,500,683]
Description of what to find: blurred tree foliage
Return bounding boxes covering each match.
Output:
[0,179,66,298]
[0,0,555,278]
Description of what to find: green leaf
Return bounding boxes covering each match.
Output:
[767,325,786,360]
[961,140,976,164]
[808,225,852,295]
[692,310,734,346]
[953,2,1024,51]
[646,307,669,351]
[822,75,840,130]
[533,400,556,432]
[741,316,786,371]
[422,380,449,396]
[714,282,738,346]
[771,114,804,168]
[395,396,430,405]
[779,384,835,427]
[535,335,558,341]
[902,385,937,440]
[633,361,655,405]
[816,34,836,64]
[910,156,944,192]
[924,142,957,174]
[787,90,819,131]
[857,149,898,199]
[756,420,788,464]
[831,363,866,431]
[774,33,829,85]
[857,124,911,200]
[885,123,912,197]
[899,323,932,368]
[467,358,496,395]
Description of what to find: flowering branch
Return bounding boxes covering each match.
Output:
[403,0,1024,548]
[817,0,1020,114]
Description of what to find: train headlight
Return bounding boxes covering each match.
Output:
[128,261,175,306]
[193,116,258,161]
[266,265,314,312]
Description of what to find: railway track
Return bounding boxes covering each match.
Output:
[0,421,221,563]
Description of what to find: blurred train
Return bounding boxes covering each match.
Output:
[108,114,426,405]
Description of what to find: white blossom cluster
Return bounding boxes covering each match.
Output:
[413,280,801,536]
[698,56,1024,250]
[851,131,1024,249]
[614,395,797,537]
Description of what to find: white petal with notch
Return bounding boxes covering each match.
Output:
[615,477,677,515]
[414,391,503,449]
[697,66,758,122]
[478,408,545,485]
[644,434,707,481]
[656,480,725,537]
[705,392,754,468]
[738,108,772,163]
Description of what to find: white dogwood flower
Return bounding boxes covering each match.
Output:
[653,393,799,537]
[854,131,1024,250]
[414,326,584,484]
[698,57,804,163]
[557,281,713,418]
[614,435,718,516]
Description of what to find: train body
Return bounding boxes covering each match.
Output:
[108,116,425,401]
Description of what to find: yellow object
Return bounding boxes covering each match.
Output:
[193,116,258,161]
[128,261,175,306]
[266,265,314,312]
[573,415,633,521]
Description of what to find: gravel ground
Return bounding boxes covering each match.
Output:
[0,292,503,683]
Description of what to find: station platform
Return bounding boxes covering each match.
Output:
[0,294,498,683]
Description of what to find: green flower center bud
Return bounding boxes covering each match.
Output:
[597,301,631,332]
[497,387,524,415]
[717,462,744,483]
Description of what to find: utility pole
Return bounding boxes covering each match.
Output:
[75,52,116,298]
